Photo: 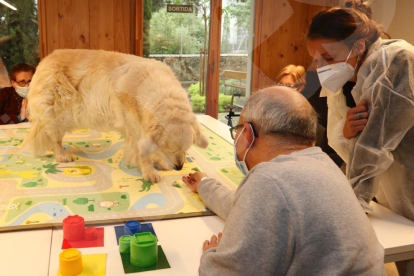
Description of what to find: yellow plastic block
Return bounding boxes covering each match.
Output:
[58,253,106,276]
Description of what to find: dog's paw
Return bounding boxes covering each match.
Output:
[143,171,161,183]
[55,152,73,163]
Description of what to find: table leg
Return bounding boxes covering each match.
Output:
[406,260,414,276]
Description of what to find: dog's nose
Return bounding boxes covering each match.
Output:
[174,164,183,171]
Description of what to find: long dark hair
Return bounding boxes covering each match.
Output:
[307,0,381,50]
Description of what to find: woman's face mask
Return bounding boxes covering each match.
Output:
[316,45,357,94]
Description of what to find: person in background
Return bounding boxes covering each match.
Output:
[0,63,35,125]
[183,86,384,276]
[274,64,306,93]
[276,64,332,160]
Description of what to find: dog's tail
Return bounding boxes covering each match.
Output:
[23,122,51,156]
[24,69,80,155]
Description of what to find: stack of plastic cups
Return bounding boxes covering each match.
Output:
[130,232,158,267]
[63,215,85,242]
[124,220,141,235]
[119,235,132,254]
[59,248,83,276]
[84,227,97,241]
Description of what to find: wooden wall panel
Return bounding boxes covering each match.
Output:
[38,0,137,58]
[252,0,340,92]
[58,0,76,49]
[115,0,131,53]
[89,0,100,50]
[135,0,144,57]
[44,0,59,55]
[74,0,90,49]
[98,0,115,51]
[37,0,46,58]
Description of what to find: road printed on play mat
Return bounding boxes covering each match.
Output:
[0,125,243,229]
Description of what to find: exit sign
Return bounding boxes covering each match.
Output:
[167,4,194,13]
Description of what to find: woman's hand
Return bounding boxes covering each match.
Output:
[343,100,368,139]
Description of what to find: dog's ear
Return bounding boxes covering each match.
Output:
[139,124,163,158]
[138,137,158,158]
[192,122,209,148]
[149,124,165,147]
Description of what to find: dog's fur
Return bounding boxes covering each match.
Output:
[26,49,209,182]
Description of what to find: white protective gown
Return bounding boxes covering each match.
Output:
[341,38,414,220]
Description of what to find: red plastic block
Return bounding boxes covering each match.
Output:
[62,227,104,249]
[63,215,85,242]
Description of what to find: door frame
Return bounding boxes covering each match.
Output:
[136,0,223,118]
[205,0,222,119]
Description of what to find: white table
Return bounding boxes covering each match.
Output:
[369,203,414,275]
[48,216,225,276]
[3,205,414,276]
[0,228,52,276]
[1,115,414,275]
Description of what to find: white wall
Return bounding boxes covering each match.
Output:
[386,0,414,44]
[371,0,414,45]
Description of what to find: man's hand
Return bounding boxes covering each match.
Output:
[343,100,368,139]
[182,171,207,193]
[203,232,222,253]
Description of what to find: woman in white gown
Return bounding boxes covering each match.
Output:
[306,0,414,223]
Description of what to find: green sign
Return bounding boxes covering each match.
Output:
[167,4,194,13]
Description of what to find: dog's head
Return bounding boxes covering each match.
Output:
[139,120,209,170]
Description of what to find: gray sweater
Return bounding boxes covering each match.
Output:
[198,147,384,276]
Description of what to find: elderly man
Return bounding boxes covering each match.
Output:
[0,63,35,125]
[183,87,384,276]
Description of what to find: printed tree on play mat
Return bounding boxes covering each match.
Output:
[73,198,95,205]
[22,181,42,188]
[42,163,62,174]
[136,179,153,192]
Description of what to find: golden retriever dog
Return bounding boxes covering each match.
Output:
[26,49,209,183]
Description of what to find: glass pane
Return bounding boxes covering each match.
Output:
[219,0,253,127]
[143,0,211,115]
[0,0,40,88]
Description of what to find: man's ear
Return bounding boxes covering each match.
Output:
[138,137,158,158]
[192,122,209,148]
[242,122,254,144]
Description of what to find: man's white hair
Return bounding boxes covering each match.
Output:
[241,86,317,144]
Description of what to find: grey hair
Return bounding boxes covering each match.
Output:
[241,87,318,144]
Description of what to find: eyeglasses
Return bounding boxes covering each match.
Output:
[275,83,300,90]
[229,122,258,140]
[14,80,31,87]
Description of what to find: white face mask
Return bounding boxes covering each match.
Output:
[317,45,357,94]
[15,86,29,98]
[234,125,255,175]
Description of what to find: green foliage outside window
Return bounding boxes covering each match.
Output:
[0,0,39,71]
[189,82,235,113]
[149,8,204,54]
